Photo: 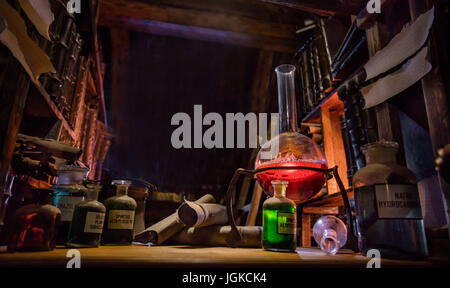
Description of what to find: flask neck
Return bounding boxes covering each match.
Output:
[116,185,129,196]
[86,189,100,201]
[276,65,298,133]
[272,180,288,198]
[363,142,398,165]
[320,229,339,255]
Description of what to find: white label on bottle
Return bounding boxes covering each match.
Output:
[277,212,295,235]
[55,196,84,221]
[375,184,422,219]
[84,212,105,233]
[107,210,135,230]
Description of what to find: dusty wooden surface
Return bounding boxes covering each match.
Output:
[0,245,433,268]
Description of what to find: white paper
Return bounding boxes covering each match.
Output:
[361,46,431,109]
[19,0,54,40]
[0,1,55,84]
[364,6,434,81]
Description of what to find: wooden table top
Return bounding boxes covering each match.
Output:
[0,245,434,268]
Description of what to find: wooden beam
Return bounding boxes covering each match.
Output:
[259,0,367,16]
[100,16,296,53]
[409,0,450,238]
[129,0,310,25]
[88,0,107,125]
[99,0,298,39]
[0,57,30,198]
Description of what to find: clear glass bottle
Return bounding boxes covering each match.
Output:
[8,189,61,252]
[255,64,327,204]
[353,141,428,260]
[262,180,297,252]
[101,180,137,246]
[66,184,106,248]
[313,216,347,255]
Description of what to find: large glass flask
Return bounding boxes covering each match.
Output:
[255,64,327,203]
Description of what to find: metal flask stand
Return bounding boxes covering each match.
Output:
[224,165,359,252]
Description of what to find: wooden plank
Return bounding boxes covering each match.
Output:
[100,16,296,53]
[99,0,298,39]
[259,0,366,16]
[126,0,310,25]
[303,206,339,214]
[321,106,349,194]
[301,213,311,247]
[0,245,433,268]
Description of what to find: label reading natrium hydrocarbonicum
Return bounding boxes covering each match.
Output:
[375,184,422,219]
[84,212,105,233]
[107,210,135,229]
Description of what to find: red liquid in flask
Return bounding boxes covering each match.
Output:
[256,161,327,203]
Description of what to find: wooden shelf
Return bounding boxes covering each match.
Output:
[0,245,434,268]
[32,81,76,140]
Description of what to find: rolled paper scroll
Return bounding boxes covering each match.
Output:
[177,201,228,228]
[134,194,216,245]
[168,226,262,248]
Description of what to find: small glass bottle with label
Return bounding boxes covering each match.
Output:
[101,180,137,246]
[66,184,106,248]
[353,141,428,259]
[262,180,297,252]
[52,167,88,245]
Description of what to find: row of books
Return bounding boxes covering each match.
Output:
[294,20,333,117]
[9,0,88,131]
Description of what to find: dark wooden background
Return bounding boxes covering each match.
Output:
[103,31,283,199]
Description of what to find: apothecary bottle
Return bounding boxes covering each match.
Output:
[101,180,137,245]
[353,141,428,259]
[262,180,297,252]
[8,189,61,252]
[67,184,106,248]
[52,167,88,245]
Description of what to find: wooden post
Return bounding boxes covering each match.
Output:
[366,23,406,164]
[409,0,450,236]
[321,105,349,194]
[0,55,30,198]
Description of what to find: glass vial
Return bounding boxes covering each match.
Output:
[8,189,61,252]
[66,184,106,248]
[262,180,297,252]
[313,216,347,255]
[101,180,137,246]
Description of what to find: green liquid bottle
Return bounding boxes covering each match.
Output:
[101,180,137,246]
[262,180,297,252]
[67,185,106,248]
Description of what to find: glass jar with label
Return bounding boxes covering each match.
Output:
[353,141,428,259]
[66,184,105,248]
[52,166,88,245]
[262,180,297,252]
[8,189,61,252]
[101,180,137,246]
